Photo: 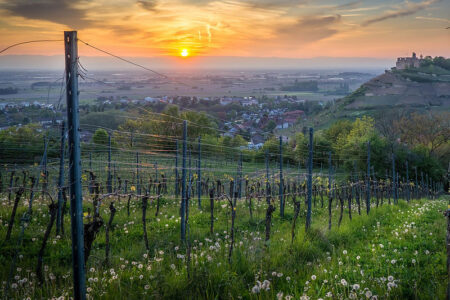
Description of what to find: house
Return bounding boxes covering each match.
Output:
[144,97,159,103]
[257,115,270,129]
[80,130,93,143]
[251,134,265,149]
[220,97,233,106]
[220,96,245,106]
[283,110,305,120]
[276,120,289,129]
[281,110,305,127]
[241,98,258,106]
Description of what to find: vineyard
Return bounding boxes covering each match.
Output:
[0,32,448,300]
[0,116,447,299]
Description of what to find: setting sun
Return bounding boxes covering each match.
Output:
[180,49,189,57]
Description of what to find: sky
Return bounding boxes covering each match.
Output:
[0,0,449,60]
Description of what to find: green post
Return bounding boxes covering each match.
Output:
[56,121,66,235]
[306,128,313,230]
[107,134,112,193]
[366,141,371,214]
[180,121,187,241]
[64,30,86,300]
[279,136,284,217]
[392,154,397,204]
[197,136,201,208]
[175,140,179,197]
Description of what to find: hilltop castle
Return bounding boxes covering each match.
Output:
[396,52,423,70]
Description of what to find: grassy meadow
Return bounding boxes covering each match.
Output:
[0,191,447,299]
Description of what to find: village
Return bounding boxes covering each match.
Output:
[0,92,311,149]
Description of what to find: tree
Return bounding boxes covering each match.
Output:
[116,105,217,151]
[0,124,59,163]
[264,120,276,132]
[92,128,109,145]
[433,56,450,70]
[334,116,378,171]
[230,135,247,148]
[324,120,352,145]
[394,112,450,158]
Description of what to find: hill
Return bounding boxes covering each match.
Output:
[338,68,450,110]
[308,60,450,128]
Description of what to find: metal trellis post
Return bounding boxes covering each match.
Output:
[107,134,112,193]
[279,136,284,217]
[406,160,410,202]
[64,30,86,300]
[56,121,66,235]
[366,141,371,214]
[175,140,179,197]
[197,136,201,208]
[392,154,397,204]
[181,120,187,241]
[306,127,313,230]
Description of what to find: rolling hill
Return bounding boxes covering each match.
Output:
[338,67,450,110]
[312,62,450,128]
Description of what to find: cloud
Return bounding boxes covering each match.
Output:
[206,24,211,43]
[361,0,441,26]
[137,0,158,11]
[297,14,342,27]
[276,15,342,44]
[247,0,309,9]
[177,0,308,9]
[0,0,92,29]
[415,16,450,23]
[334,1,362,10]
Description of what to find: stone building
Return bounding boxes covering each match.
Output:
[396,52,423,70]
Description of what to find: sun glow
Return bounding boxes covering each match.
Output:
[180,49,189,57]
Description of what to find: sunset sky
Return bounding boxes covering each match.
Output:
[0,0,449,59]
